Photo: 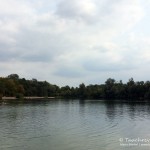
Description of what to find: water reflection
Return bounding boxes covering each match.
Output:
[103,101,150,121]
[105,102,117,121]
[1,99,150,150]
[1,99,150,122]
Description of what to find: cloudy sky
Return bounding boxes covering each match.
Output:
[0,0,150,86]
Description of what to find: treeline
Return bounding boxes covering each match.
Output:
[0,74,150,100]
[0,74,59,99]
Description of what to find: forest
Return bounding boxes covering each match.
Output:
[0,74,150,100]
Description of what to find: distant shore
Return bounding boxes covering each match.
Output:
[1,74,150,101]
[2,96,55,100]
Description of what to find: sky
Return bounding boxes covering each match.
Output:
[0,0,150,86]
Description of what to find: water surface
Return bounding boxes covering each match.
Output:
[0,99,150,150]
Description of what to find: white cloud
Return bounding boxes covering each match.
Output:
[56,0,97,23]
[0,0,149,86]
[0,0,32,15]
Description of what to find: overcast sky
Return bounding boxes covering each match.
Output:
[0,0,150,86]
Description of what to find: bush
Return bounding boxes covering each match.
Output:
[0,93,2,100]
[16,93,24,99]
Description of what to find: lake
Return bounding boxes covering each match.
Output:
[0,99,150,150]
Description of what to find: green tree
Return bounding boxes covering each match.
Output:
[104,78,116,99]
[79,83,87,99]
[7,74,19,80]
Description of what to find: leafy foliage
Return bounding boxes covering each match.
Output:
[0,74,150,100]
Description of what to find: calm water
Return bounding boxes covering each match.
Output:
[0,99,150,150]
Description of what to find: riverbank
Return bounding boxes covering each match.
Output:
[2,96,55,100]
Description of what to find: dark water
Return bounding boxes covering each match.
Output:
[0,99,150,150]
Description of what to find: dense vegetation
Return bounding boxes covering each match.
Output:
[0,74,150,100]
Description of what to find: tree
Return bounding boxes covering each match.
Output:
[7,74,19,80]
[127,78,137,99]
[104,78,116,99]
[5,79,17,96]
[78,83,87,99]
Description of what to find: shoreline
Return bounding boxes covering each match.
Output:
[2,96,55,100]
